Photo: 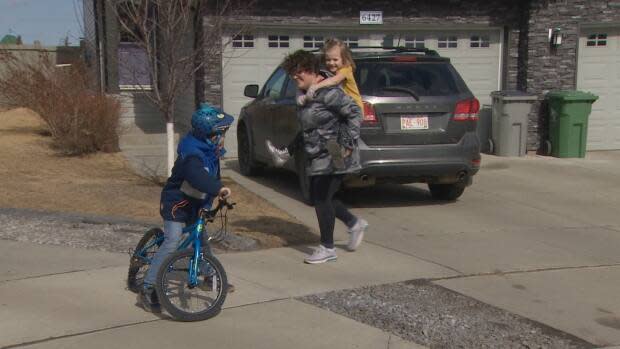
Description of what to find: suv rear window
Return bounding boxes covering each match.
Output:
[355,62,462,97]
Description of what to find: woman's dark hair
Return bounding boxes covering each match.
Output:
[281,50,320,75]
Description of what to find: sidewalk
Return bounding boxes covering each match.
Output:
[0,239,439,348]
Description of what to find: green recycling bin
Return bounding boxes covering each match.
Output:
[547,91,598,158]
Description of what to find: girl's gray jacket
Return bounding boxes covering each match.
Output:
[299,85,362,176]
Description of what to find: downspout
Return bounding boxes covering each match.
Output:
[517,0,531,92]
[100,0,109,92]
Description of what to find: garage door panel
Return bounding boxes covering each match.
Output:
[578,27,620,150]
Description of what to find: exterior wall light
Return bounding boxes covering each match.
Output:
[548,28,563,47]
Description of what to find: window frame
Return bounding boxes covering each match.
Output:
[404,35,426,49]
[268,35,290,48]
[303,35,324,49]
[470,35,490,48]
[586,33,607,47]
[339,36,359,48]
[232,34,255,48]
[438,36,458,49]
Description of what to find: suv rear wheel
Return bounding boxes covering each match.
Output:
[428,183,465,201]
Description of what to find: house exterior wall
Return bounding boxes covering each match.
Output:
[524,0,620,149]
[201,0,529,144]
[87,0,620,153]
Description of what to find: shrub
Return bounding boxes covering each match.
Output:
[0,50,120,154]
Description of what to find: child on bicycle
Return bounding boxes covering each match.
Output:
[140,103,233,312]
[266,38,363,167]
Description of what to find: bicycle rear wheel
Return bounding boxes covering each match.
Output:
[155,249,228,321]
[127,228,163,293]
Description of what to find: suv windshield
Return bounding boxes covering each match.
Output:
[355,62,462,97]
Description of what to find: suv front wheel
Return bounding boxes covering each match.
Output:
[428,183,465,201]
[237,123,262,176]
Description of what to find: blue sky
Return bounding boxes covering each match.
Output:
[0,0,83,46]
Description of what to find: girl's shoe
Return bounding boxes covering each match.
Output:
[265,140,290,167]
[304,245,337,264]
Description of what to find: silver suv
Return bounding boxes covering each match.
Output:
[237,48,481,203]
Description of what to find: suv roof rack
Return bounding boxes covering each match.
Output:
[348,46,440,57]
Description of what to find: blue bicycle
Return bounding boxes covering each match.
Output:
[127,199,234,321]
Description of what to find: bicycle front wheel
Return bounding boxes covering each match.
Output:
[155,249,228,321]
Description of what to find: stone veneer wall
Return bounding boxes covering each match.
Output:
[525,0,620,150]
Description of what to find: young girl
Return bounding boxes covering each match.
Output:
[303,38,363,110]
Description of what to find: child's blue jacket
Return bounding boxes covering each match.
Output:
[160,133,222,223]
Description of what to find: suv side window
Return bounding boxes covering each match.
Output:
[283,77,297,99]
[262,68,287,100]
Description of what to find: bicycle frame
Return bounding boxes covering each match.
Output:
[134,212,214,287]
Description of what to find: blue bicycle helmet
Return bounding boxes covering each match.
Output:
[191,103,234,141]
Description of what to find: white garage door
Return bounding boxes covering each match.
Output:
[577,28,620,150]
[222,29,502,157]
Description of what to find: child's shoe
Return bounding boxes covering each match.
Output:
[265,140,290,167]
[304,245,337,264]
[139,284,161,313]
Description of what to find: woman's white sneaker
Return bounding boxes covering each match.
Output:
[304,245,337,264]
[347,218,368,251]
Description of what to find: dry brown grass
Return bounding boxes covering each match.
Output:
[0,108,316,248]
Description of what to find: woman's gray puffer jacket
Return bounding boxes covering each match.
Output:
[299,85,362,176]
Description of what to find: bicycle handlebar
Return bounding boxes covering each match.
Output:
[200,198,235,221]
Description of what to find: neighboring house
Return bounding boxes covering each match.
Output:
[82,0,196,138]
[84,0,620,157]
[0,43,81,106]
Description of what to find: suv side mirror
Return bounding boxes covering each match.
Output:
[244,84,259,98]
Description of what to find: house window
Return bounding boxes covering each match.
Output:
[438,36,458,48]
[587,33,607,47]
[339,36,359,48]
[232,35,254,48]
[118,42,152,89]
[404,36,425,49]
[268,35,289,48]
[303,35,324,49]
[470,35,490,48]
[116,1,154,89]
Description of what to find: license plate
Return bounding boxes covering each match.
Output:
[400,115,429,130]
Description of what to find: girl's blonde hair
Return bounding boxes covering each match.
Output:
[322,38,356,71]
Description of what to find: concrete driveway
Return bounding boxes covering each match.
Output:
[226,151,620,347]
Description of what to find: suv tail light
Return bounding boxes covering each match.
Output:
[363,101,379,126]
[453,98,480,121]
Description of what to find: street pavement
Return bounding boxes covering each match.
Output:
[0,229,432,348]
[1,151,619,348]
[227,151,620,347]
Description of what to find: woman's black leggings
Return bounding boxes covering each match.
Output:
[311,175,357,249]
